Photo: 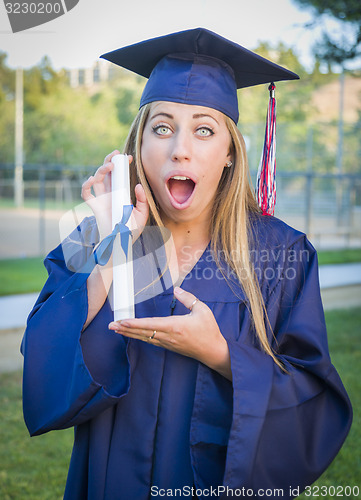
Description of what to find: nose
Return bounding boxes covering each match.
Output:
[171,130,191,162]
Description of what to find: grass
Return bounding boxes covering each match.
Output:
[298,308,361,498]
[0,258,47,296]
[317,247,361,266]
[0,371,73,499]
[0,308,360,499]
[0,249,360,297]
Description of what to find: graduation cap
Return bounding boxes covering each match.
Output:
[101,28,300,215]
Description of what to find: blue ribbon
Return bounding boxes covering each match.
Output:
[62,205,133,296]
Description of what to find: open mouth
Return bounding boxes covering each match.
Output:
[167,176,196,205]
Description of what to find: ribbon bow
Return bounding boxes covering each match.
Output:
[62,205,133,296]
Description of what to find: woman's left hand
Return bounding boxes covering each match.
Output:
[108,287,232,380]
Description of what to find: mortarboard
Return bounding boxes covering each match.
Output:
[101,27,299,124]
[101,28,300,215]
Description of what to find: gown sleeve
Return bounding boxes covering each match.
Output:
[222,234,352,497]
[21,218,131,437]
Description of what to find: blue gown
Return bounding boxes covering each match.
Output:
[21,214,352,499]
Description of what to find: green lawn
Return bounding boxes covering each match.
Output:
[0,308,360,499]
[298,308,361,498]
[0,371,73,499]
[0,248,360,296]
[317,247,361,266]
[0,258,47,296]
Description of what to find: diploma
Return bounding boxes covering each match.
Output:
[111,154,134,321]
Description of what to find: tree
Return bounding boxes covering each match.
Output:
[238,41,313,127]
[115,87,140,126]
[0,52,15,105]
[24,85,127,166]
[292,0,361,66]
[24,56,66,112]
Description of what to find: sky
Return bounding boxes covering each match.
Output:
[0,0,321,71]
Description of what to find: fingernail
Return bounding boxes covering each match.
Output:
[174,287,184,295]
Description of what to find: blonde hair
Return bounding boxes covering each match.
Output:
[123,104,281,368]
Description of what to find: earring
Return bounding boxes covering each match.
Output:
[225,161,233,168]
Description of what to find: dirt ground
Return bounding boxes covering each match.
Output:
[1,207,361,259]
[0,208,65,258]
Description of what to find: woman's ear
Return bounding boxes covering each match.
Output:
[225,152,234,168]
[226,141,235,167]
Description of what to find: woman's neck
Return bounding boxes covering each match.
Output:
[160,214,211,285]
[163,215,210,249]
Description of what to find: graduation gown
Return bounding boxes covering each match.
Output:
[21,214,352,499]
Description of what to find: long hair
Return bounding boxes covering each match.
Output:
[123,104,281,368]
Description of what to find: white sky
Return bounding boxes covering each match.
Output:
[0,0,321,70]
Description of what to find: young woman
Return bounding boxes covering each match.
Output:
[22,29,352,500]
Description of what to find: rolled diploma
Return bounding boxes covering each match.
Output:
[111,154,134,321]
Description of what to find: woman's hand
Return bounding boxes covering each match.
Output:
[81,151,149,329]
[129,183,149,241]
[108,287,232,380]
[81,151,149,239]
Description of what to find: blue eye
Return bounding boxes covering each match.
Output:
[196,127,214,137]
[153,125,171,136]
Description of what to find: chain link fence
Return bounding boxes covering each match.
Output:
[0,162,360,258]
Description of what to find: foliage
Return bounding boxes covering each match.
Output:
[293,0,361,24]
[0,46,360,173]
[237,40,338,128]
[0,98,15,163]
[24,86,127,166]
[115,86,141,126]
[238,41,311,125]
[292,0,361,66]
[0,56,140,166]
[23,57,66,113]
[0,52,14,105]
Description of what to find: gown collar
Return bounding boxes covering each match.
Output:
[133,230,246,304]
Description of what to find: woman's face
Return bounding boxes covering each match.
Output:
[141,101,232,225]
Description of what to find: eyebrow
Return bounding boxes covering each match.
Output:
[150,112,173,121]
[192,113,219,125]
[149,111,219,125]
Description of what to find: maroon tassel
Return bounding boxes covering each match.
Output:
[256,82,277,216]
